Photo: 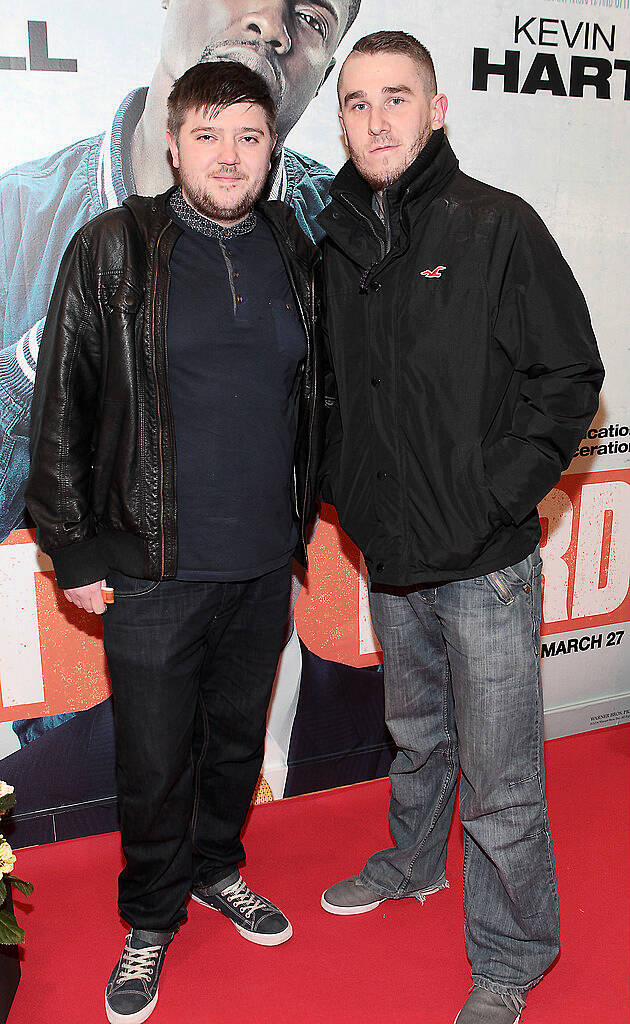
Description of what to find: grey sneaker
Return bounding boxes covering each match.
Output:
[191,874,292,946]
[321,873,447,915]
[105,928,173,1024]
[454,987,525,1024]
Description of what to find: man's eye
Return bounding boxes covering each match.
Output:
[240,136,259,144]
[352,102,368,112]
[295,8,328,41]
[389,97,405,106]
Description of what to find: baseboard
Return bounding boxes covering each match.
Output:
[544,693,630,739]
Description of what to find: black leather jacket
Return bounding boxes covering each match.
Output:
[26,189,324,589]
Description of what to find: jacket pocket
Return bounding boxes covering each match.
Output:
[416,441,500,572]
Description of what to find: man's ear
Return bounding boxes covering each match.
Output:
[161,0,170,10]
[166,129,180,170]
[430,93,448,130]
[338,110,349,148]
[315,58,336,97]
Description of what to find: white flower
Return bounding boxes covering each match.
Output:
[0,782,14,799]
[0,837,16,875]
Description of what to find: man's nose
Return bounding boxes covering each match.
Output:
[239,2,291,54]
[217,139,239,164]
[368,107,390,135]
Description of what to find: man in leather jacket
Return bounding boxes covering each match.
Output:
[26,61,323,1024]
[317,32,604,1024]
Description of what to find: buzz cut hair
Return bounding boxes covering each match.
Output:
[167,60,277,141]
[349,30,437,96]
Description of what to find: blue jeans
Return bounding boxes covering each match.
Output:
[101,563,291,932]
[362,550,560,996]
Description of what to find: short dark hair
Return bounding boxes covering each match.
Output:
[349,30,437,95]
[167,61,277,141]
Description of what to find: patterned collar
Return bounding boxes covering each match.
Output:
[168,187,257,239]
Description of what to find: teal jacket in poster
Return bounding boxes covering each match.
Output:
[0,87,334,541]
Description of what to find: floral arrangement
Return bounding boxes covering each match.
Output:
[0,782,33,944]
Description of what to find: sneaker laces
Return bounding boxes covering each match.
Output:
[222,878,266,919]
[117,942,161,983]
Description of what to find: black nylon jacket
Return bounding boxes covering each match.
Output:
[26,189,324,590]
[318,129,604,586]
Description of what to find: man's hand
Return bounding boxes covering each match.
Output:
[63,580,107,615]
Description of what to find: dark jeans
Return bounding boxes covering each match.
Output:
[101,562,291,932]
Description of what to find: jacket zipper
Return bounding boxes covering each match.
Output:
[299,267,317,568]
[264,219,316,568]
[149,222,171,579]
[339,193,386,262]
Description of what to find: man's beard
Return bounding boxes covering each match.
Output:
[350,122,432,192]
[180,169,263,224]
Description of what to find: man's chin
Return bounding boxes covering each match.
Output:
[188,192,256,224]
[361,162,407,192]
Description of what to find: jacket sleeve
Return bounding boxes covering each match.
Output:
[484,206,604,525]
[25,229,107,589]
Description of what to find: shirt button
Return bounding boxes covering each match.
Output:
[376,561,385,573]
[236,296,243,303]
[371,376,381,388]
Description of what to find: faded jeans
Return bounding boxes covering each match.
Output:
[361,549,560,997]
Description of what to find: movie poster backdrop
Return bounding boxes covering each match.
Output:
[1,0,628,846]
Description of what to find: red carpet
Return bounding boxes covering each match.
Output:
[8,724,629,1023]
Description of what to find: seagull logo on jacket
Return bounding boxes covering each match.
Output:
[421,266,446,278]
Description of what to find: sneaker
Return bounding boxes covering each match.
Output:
[321,873,447,916]
[191,874,292,946]
[454,987,525,1024]
[105,928,173,1024]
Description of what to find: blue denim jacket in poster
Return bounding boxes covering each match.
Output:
[0,87,334,543]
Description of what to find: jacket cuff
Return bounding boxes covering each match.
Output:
[47,536,111,591]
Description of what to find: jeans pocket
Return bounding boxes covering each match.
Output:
[484,547,540,605]
[106,569,160,599]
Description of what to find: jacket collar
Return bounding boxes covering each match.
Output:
[318,128,459,235]
[122,189,319,270]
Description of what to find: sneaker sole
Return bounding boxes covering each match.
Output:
[191,893,293,946]
[320,892,384,915]
[453,1007,521,1023]
[105,988,158,1024]
[321,880,445,916]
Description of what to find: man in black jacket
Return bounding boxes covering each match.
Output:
[26,61,323,1024]
[318,32,604,1024]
